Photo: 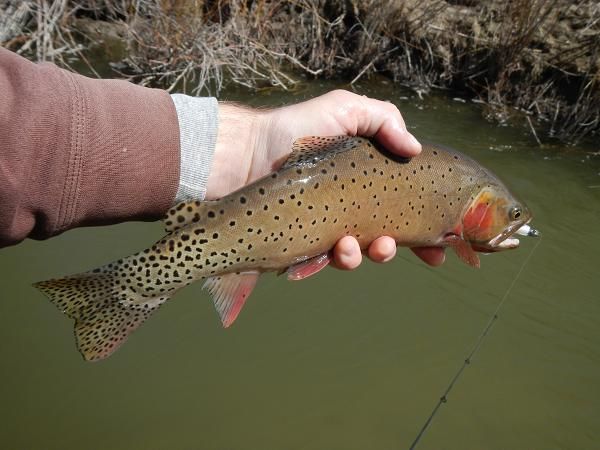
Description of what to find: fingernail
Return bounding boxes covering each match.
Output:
[381,254,394,263]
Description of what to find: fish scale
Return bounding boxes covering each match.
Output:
[34,136,532,361]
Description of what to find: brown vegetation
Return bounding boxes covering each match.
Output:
[1,0,599,144]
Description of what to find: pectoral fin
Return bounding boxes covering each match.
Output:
[203,272,260,327]
[444,235,480,268]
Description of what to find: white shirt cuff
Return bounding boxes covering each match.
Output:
[170,94,218,202]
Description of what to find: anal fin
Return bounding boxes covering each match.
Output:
[203,272,260,327]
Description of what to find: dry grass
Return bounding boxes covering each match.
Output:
[1,0,599,144]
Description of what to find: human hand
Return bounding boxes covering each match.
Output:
[206,89,445,269]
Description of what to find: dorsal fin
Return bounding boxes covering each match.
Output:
[163,199,216,233]
[281,135,366,169]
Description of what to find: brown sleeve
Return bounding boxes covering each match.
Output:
[0,48,180,248]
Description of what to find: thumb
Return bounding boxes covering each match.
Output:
[354,95,422,157]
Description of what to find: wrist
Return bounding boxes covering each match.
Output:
[206,102,269,199]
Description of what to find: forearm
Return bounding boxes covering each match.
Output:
[0,48,180,247]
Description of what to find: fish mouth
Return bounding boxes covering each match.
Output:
[483,218,533,251]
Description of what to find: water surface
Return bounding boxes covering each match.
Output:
[1,79,599,450]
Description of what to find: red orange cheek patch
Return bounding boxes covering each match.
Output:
[463,194,494,235]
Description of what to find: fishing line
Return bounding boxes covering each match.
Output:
[408,236,542,450]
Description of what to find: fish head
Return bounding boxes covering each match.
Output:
[461,184,532,253]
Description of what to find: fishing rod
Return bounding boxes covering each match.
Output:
[408,229,541,450]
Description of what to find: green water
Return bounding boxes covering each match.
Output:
[1,79,599,450]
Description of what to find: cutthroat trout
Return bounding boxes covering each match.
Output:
[34,136,536,361]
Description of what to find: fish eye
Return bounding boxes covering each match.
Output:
[509,207,522,221]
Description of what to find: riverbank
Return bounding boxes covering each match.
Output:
[1,0,598,144]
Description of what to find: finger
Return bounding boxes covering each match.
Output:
[411,247,446,266]
[367,236,397,263]
[356,96,422,157]
[331,236,362,270]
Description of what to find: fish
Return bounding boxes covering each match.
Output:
[33,136,535,361]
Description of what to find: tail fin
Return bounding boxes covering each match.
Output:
[34,269,168,361]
